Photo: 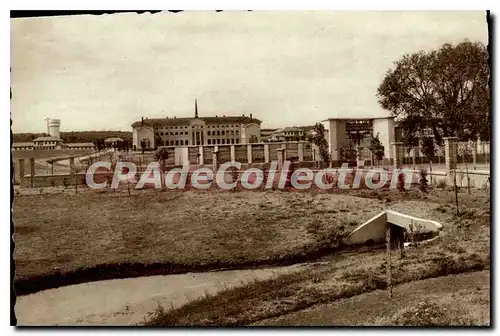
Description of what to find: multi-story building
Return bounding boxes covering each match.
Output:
[131,102,262,150]
[267,126,306,142]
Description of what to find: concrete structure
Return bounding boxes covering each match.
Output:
[131,100,262,150]
[46,118,61,139]
[345,210,443,246]
[444,137,458,170]
[321,116,395,164]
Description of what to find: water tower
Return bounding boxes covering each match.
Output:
[46,118,61,139]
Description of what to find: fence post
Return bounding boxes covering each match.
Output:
[247,144,253,164]
[29,157,35,188]
[264,143,270,163]
[298,141,304,162]
[386,224,392,299]
[18,158,25,182]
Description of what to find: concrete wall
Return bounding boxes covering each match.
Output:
[372,117,395,161]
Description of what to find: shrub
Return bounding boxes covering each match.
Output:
[436,179,447,190]
[418,169,429,194]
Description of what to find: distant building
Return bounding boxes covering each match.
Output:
[33,136,63,150]
[260,128,278,142]
[131,100,262,149]
[104,137,124,147]
[12,118,95,151]
[267,126,306,142]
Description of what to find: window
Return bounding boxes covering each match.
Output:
[208,139,211,145]
[231,138,235,144]
[175,132,178,135]
[236,139,240,144]
[217,131,220,136]
[217,139,221,144]
[222,139,226,144]
[175,140,179,146]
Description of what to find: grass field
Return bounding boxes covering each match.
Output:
[138,190,490,326]
[254,271,490,326]
[13,187,490,326]
[14,188,464,288]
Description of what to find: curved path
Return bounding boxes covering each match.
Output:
[15,264,306,326]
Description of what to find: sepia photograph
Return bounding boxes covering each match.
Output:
[10,10,491,327]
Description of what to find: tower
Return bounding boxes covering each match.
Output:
[47,118,61,139]
[195,99,198,118]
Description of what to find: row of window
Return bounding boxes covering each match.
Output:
[156,124,239,131]
[207,138,239,145]
[157,130,240,137]
[160,138,241,146]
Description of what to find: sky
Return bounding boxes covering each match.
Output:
[10,11,488,133]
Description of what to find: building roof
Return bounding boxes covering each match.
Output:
[33,136,61,142]
[12,142,34,147]
[66,142,95,147]
[282,126,304,132]
[131,116,262,128]
[104,137,124,142]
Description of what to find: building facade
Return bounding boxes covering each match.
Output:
[132,110,262,150]
[322,116,395,164]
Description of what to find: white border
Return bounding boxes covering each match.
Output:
[4,3,498,335]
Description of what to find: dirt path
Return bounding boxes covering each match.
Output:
[15,264,306,326]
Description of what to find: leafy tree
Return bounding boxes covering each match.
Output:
[377,40,490,144]
[368,133,385,166]
[338,143,357,163]
[420,137,436,183]
[154,147,169,188]
[311,123,330,165]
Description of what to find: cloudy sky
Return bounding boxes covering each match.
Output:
[11,11,488,133]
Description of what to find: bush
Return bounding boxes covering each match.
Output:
[436,179,447,190]
[418,169,429,194]
[388,300,476,326]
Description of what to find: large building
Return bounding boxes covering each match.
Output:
[322,116,395,164]
[131,101,262,150]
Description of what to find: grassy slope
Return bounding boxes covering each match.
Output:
[144,190,490,326]
[14,188,467,281]
[254,271,490,326]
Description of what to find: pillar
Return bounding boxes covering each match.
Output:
[29,157,35,188]
[69,157,75,176]
[247,144,253,164]
[391,142,404,167]
[277,148,285,170]
[18,158,25,181]
[230,145,236,162]
[212,149,220,172]
[198,146,204,165]
[264,144,270,163]
[444,137,458,171]
[472,141,477,167]
[298,141,304,162]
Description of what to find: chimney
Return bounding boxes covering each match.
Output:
[250,113,253,120]
[223,115,225,117]
[195,99,199,118]
[215,115,218,118]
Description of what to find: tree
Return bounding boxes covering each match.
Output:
[338,143,357,163]
[377,40,490,144]
[421,137,436,184]
[311,123,330,166]
[154,147,169,189]
[368,133,385,166]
